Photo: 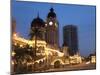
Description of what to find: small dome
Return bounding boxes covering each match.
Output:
[47,8,56,18]
[31,16,45,28]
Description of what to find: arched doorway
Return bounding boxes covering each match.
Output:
[54,60,61,68]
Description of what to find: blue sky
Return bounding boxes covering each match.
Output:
[12,0,96,56]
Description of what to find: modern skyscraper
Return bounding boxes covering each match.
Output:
[63,25,78,55]
[45,8,59,47]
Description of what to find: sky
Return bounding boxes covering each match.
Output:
[12,0,96,56]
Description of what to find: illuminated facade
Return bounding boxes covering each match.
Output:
[91,56,96,63]
[62,45,69,57]
[90,54,96,64]
[69,54,82,64]
[12,32,82,68]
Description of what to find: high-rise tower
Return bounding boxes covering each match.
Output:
[63,25,78,55]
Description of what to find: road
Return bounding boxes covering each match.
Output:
[14,63,96,74]
[45,63,96,72]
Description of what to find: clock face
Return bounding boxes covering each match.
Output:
[49,21,53,26]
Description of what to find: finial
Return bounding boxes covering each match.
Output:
[50,7,54,12]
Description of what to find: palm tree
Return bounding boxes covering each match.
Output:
[29,27,43,60]
[29,14,45,61]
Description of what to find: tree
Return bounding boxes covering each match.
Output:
[29,27,43,60]
[29,15,45,60]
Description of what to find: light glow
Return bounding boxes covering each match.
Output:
[49,21,53,25]
[12,51,16,56]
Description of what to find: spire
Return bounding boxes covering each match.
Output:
[50,4,54,12]
[47,7,56,18]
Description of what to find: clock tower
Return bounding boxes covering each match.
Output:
[45,8,59,48]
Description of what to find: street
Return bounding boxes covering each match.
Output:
[45,63,96,72]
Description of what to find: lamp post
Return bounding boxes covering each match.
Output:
[11,50,16,74]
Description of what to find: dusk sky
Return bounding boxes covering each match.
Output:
[12,0,96,56]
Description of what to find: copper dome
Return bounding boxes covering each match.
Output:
[31,16,45,28]
[47,8,56,18]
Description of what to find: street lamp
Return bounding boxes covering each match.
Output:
[12,51,16,57]
[11,50,16,74]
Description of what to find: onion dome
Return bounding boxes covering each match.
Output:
[31,15,45,28]
[47,8,56,18]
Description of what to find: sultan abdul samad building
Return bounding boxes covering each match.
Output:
[12,8,82,74]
